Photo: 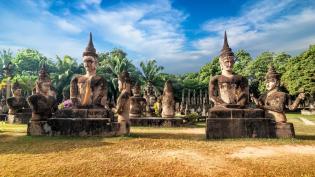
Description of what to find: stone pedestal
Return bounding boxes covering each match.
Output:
[27,121,51,136]
[7,113,32,124]
[130,117,184,127]
[275,122,295,138]
[206,107,276,139]
[28,108,120,136]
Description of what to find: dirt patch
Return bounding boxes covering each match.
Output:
[231,145,315,158]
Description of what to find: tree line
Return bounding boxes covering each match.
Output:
[0,45,314,103]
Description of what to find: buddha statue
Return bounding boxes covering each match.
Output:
[70,32,108,109]
[6,81,29,114]
[129,82,146,118]
[251,65,305,123]
[116,71,131,135]
[161,80,175,118]
[28,65,58,121]
[209,31,248,108]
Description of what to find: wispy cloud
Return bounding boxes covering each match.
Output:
[0,0,314,73]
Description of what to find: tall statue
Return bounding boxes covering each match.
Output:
[145,82,157,116]
[70,32,108,109]
[28,65,58,120]
[161,80,175,118]
[130,82,146,118]
[252,65,305,123]
[6,82,29,114]
[209,31,248,108]
[116,71,131,135]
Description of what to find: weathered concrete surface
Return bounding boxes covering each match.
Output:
[130,117,184,127]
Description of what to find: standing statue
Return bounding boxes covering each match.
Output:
[130,82,146,118]
[6,82,29,114]
[252,65,305,123]
[145,82,157,116]
[70,32,108,109]
[161,80,175,118]
[28,65,57,121]
[209,31,248,108]
[116,71,131,135]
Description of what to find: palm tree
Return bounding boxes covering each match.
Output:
[139,59,164,87]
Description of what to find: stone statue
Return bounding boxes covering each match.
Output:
[251,65,305,123]
[28,65,58,121]
[145,82,157,116]
[70,32,108,109]
[162,80,175,118]
[6,82,29,114]
[116,71,131,135]
[209,31,248,108]
[130,82,146,118]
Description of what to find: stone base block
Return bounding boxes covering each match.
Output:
[208,107,265,118]
[8,113,32,124]
[206,118,275,139]
[27,121,52,136]
[275,122,295,138]
[48,118,120,136]
[130,117,184,127]
[55,109,115,121]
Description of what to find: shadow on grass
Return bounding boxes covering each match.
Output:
[130,132,206,141]
[295,135,315,140]
[0,134,114,155]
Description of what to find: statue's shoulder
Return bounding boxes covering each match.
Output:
[210,75,220,82]
[71,74,83,82]
[6,97,16,103]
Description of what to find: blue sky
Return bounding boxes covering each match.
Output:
[0,0,315,74]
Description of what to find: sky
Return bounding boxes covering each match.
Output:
[0,0,315,74]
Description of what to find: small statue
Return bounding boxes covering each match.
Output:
[70,32,108,109]
[129,82,146,118]
[145,82,157,116]
[116,71,131,135]
[209,31,248,108]
[6,82,29,114]
[28,65,58,121]
[162,80,175,118]
[251,65,305,123]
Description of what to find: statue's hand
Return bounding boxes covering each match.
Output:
[298,93,305,100]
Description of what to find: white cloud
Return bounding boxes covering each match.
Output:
[55,19,82,33]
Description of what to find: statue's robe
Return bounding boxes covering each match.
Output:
[27,94,58,120]
[129,96,146,117]
[117,91,130,134]
[70,75,108,108]
[209,74,248,107]
[162,93,175,118]
[6,97,29,114]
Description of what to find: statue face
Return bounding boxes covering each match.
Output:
[13,89,22,97]
[266,79,278,91]
[220,56,234,72]
[40,81,51,94]
[132,86,141,96]
[83,56,97,73]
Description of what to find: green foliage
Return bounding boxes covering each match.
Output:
[0,49,14,80]
[140,59,164,86]
[11,74,37,96]
[199,56,221,84]
[185,112,199,123]
[282,45,315,95]
[234,49,252,76]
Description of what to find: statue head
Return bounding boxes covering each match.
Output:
[219,31,234,72]
[163,80,173,94]
[83,32,98,74]
[132,82,141,96]
[11,81,22,97]
[118,70,131,92]
[265,65,280,91]
[35,64,51,95]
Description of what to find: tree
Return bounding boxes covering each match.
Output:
[0,49,15,80]
[139,59,164,86]
[198,56,221,84]
[234,49,252,76]
[282,45,315,96]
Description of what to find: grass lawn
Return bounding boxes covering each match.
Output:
[0,113,315,177]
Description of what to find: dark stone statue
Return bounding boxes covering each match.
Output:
[209,31,248,108]
[6,82,29,114]
[130,82,146,118]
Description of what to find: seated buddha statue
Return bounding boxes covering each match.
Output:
[251,65,305,123]
[70,33,109,109]
[6,81,29,114]
[28,65,58,121]
[209,31,249,108]
[129,82,146,118]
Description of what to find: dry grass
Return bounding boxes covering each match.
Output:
[0,114,315,177]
